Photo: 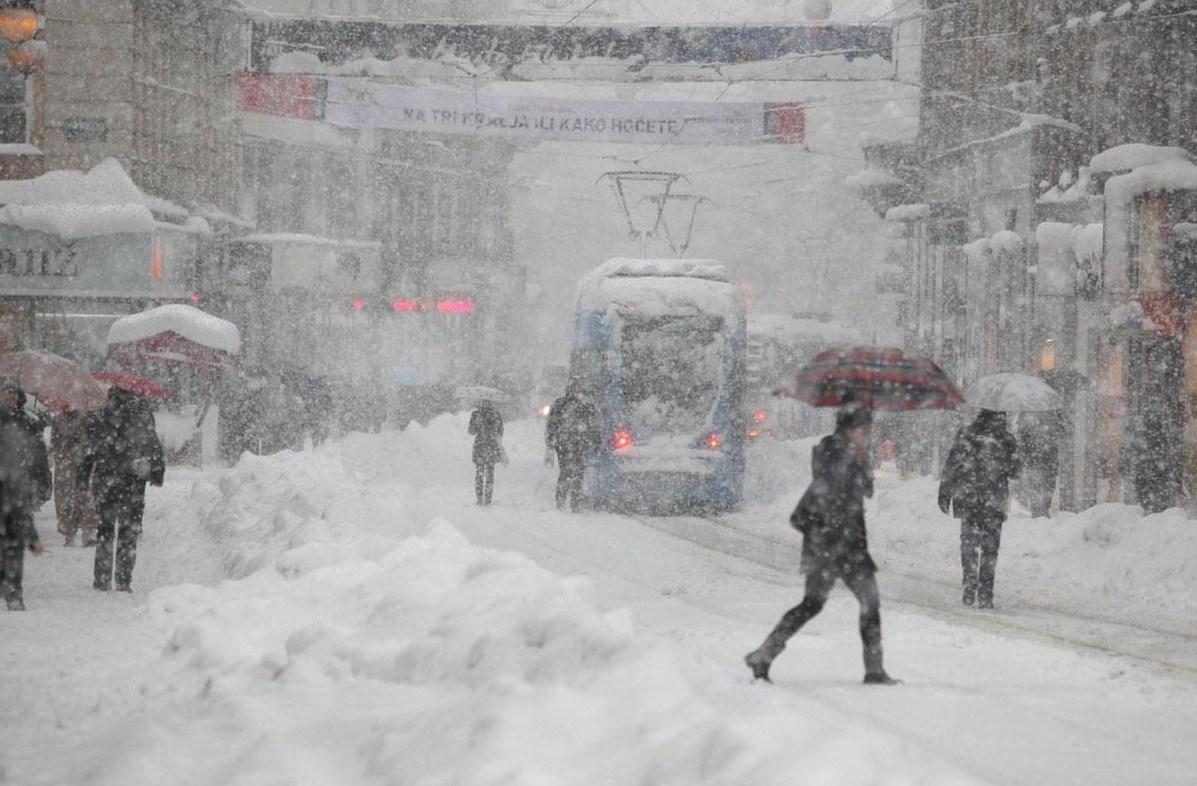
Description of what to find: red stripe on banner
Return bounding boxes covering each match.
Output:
[237,74,320,120]
[770,102,805,145]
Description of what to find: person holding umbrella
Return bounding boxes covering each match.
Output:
[745,402,899,685]
[0,377,46,610]
[941,373,1055,608]
[80,386,165,592]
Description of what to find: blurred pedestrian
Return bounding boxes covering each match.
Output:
[52,409,98,546]
[545,384,600,512]
[1016,411,1061,518]
[745,404,898,685]
[939,409,1021,608]
[0,378,46,610]
[468,399,504,506]
[81,388,164,592]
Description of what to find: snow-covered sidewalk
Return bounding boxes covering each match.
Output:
[3,418,1196,785]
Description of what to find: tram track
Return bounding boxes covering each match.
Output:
[629,512,1197,679]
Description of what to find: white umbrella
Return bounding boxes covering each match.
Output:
[964,373,1063,413]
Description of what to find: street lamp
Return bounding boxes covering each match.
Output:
[0,2,42,74]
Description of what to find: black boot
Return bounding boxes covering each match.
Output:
[962,586,976,606]
[863,671,901,685]
[744,649,773,682]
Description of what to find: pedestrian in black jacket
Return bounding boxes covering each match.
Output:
[0,378,46,610]
[545,386,600,511]
[81,387,165,592]
[939,409,1021,608]
[745,404,898,685]
[468,401,504,506]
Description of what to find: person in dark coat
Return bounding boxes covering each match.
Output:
[745,404,898,685]
[52,409,98,546]
[938,409,1021,608]
[545,385,600,511]
[80,387,165,592]
[1016,411,1061,518]
[468,400,504,506]
[0,378,46,610]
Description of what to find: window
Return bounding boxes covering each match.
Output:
[0,67,27,144]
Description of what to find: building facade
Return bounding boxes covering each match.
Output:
[866,0,1197,511]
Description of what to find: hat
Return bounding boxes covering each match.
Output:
[835,402,873,431]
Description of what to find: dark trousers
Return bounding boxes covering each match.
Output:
[757,563,884,675]
[94,483,145,589]
[1,537,25,604]
[475,461,495,505]
[961,511,1003,603]
[1,510,33,604]
[555,452,585,511]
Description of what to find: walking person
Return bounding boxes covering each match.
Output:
[938,409,1021,608]
[52,409,98,546]
[81,387,165,592]
[0,378,46,611]
[468,399,504,506]
[545,384,599,511]
[745,404,898,685]
[1016,411,1061,518]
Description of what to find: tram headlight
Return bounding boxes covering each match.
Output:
[613,429,634,450]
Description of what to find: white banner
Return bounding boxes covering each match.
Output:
[321,79,804,145]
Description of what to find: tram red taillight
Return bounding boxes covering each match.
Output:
[613,429,634,450]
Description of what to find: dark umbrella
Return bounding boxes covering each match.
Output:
[783,346,964,412]
[92,371,170,399]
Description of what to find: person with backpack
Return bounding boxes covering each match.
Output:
[938,409,1022,608]
[744,403,898,685]
[545,385,600,512]
[468,399,504,506]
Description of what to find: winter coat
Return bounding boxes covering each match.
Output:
[81,389,165,497]
[546,394,600,459]
[0,408,41,545]
[799,432,876,576]
[468,404,504,465]
[938,411,1021,519]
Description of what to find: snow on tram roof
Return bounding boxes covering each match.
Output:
[576,258,741,320]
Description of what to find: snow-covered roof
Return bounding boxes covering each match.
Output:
[107,305,241,355]
[884,203,929,222]
[0,158,190,239]
[236,232,383,250]
[1089,144,1192,175]
[576,258,741,321]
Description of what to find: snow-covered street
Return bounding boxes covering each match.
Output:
[4,417,1196,786]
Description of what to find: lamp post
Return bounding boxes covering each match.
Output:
[0,1,42,74]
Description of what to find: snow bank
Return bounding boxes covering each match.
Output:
[107,304,241,355]
[56,419,972,786]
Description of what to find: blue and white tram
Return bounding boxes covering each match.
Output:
[570,258,747,513]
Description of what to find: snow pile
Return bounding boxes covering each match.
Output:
[0,157,187,239]
[872,479,1197,621]
[1089,143,1192,175]
[51,423,973,786]
[108,305,241,355]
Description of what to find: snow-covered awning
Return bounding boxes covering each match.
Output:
[0,158,193,240]
[107,304,241,355]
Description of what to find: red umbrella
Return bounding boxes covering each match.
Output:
[784,347,964,412]
[92,371,170,399]
[0,350,107,412]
